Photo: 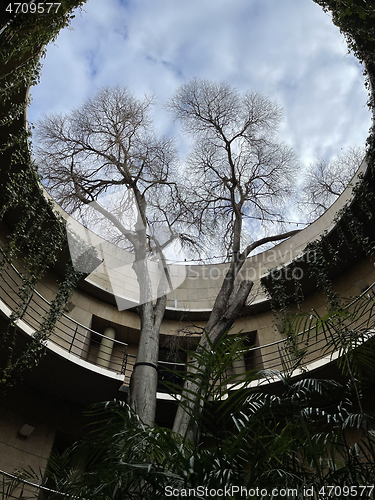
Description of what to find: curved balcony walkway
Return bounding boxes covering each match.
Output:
[1,258,374,392]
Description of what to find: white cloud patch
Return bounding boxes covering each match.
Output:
[29,0,372,201]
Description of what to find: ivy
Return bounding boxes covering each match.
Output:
[0,1,88,386]
[1,0,375,385]
[312,0,375,112]
[0,261,85,386]
[264,1,375,319]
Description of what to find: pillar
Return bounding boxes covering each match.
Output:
[97,326,116,369]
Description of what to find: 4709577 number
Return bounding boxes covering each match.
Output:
[5,3,61,14]
[318,485,374,497]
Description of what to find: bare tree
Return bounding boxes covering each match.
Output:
[35,86,186,427]
[299,146,365,221]
[36,81,300,437]
[167,79,300,440]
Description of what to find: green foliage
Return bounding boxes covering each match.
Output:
[1,1,375,496]
[264,0,375,314]
[312,0,375,115]
[0,2,86,133]
[313,0,375,59]
[0,1,88,385]
[285,289,375,390]
[163,333,260,442]
[7,336,375,499]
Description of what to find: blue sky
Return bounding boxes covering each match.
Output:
[29,0,372,207]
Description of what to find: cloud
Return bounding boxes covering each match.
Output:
[29,0,372,177]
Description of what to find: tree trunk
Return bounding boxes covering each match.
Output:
[173,230,299,440]
[129,245,168,427]
[172,277,253,441]
[130,301,160,427]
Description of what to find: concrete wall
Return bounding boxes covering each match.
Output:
[0,408,55,472]
[0,161,373,478]
[43,158,366,314]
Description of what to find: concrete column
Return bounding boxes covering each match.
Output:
[97,327,116,369]
[233,353,247,380]
[80,328,91,360]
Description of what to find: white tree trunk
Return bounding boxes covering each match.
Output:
[129,301,160,426]
[129,247,168,426]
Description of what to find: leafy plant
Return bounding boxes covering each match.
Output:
[0,2,89,386]
[6,330,373,500]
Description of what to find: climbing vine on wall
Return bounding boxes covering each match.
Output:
[0,1,88,386]
[1,0,375,385]
[313,0,375,111]
[263,1,375,367]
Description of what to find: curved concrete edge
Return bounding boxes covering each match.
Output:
[228,331,375,392]
[0,296,193,400]
[0,298,124,382]
[41,156,368,314]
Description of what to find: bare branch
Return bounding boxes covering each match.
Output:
[34,85,189,427]
[168,78,298,258]
[299,146,365,221]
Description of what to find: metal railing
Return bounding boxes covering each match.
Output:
[244,282,375,378]
[0,469,69,500]
[0,261,135,380]
[1,257,374,391]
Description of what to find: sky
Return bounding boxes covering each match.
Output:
[28,0,372,230]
